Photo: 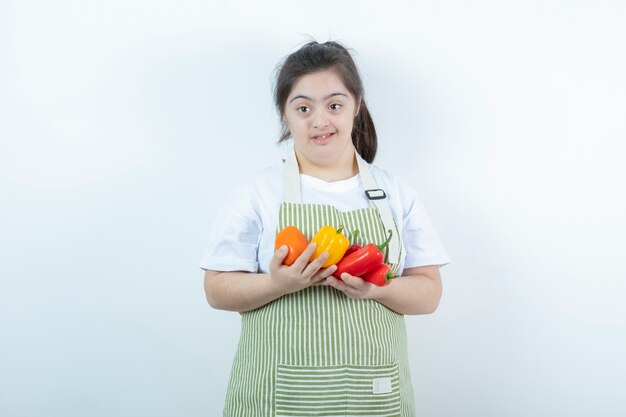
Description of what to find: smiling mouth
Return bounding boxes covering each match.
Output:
[312,132,335,140]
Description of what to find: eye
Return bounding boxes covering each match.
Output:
[329,103,342,111]
[297,106,310,113]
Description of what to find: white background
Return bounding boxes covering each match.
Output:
[1,1,625,416]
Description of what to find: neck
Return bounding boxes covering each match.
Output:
[295,148,359,182]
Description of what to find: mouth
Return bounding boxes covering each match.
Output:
[311,132,335,144]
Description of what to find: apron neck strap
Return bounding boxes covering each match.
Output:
[284,146,374,202]
[353,152,401,262]
[283,145,400,261]
[283,145,301,203]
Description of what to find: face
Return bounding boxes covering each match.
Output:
[283,70,361,174]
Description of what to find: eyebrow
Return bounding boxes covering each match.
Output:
[288,92,349,104]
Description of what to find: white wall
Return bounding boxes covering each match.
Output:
[2,1,625,416]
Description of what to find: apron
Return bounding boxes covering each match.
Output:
[223,149,415,417]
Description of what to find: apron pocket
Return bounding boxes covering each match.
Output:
[275,363,401,417]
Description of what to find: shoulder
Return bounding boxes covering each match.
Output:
[229,161,284,214]
[253,161,285,184]
[369,164,399,186]
[368,163,422,216]
[369,164,419,198]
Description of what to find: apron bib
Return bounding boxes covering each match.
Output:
[223,150,416,417]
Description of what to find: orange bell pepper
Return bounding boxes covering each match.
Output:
[275,226,309,265]
[311,225,350,268]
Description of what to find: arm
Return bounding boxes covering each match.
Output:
[204,270,283,312]
[371,265,442,315]
[325,264,442,315]
[204,243,337,313]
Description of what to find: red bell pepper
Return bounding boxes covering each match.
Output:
[343,229,363,258]
[344,243,362,257]
[332,230,393,279]
[361,263,395,286]
[344,229,362,257]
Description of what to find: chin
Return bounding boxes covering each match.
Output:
[296,138,352,163]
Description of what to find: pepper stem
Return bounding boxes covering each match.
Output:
[377,229,393,252]
[337,225,344,234]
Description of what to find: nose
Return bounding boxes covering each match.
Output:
[312,110,330,128]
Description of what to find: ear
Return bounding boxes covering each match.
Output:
[355,97,362,117]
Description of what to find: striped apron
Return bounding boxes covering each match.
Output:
[223,150,415,417]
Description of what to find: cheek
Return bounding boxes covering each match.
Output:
[337,117,355,134]
[285,120,310,141]
[288,121,307,136]
[284,117,300,132]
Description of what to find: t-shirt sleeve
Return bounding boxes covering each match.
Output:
[198,180,262,272]
[398,178,451,269]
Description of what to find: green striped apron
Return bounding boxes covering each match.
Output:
[223,150,415,417]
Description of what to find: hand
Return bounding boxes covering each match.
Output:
[324,272,380,300]
[269,242,338,295]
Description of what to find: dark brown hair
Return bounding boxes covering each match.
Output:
[273,40,378,163]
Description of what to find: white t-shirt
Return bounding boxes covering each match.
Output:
[199,160,451,275]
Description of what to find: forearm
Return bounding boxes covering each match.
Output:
[204,271,285,312]
[372,273,442,315]
[204,244,336,313]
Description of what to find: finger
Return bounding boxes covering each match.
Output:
[309,264,336,285]
[318,265,338,280]
[326,264,338,276]
[291,242,318,271]
[303,251,329,277]
[329,276,364,299]
[340,273,366,288]
[326,275,351,293]
[324,276,339,286]
[269,245,288,270]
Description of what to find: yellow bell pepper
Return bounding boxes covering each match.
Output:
[311,225,350,268]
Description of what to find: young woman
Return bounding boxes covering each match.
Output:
[200,40,450,417]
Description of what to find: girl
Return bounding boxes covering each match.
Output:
[200,40,450,417]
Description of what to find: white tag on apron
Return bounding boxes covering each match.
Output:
[372,377,392,394]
